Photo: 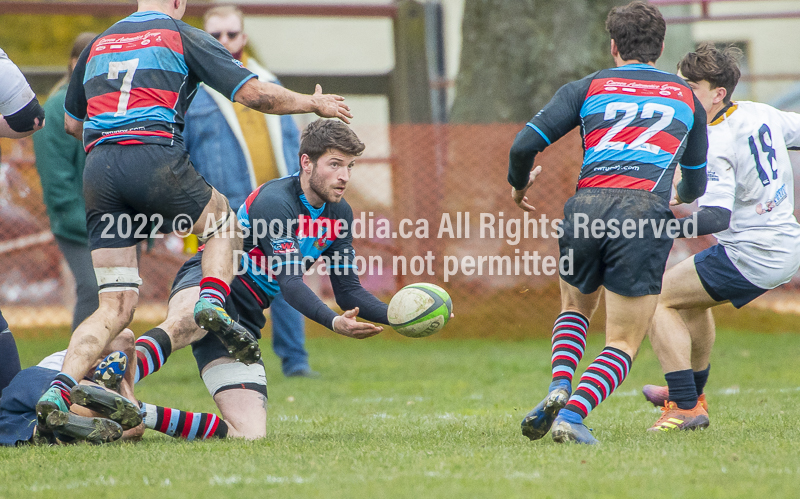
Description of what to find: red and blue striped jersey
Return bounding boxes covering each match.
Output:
[65,11,255,152]
[510,64,707,201]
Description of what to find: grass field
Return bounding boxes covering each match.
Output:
[1,321,799,498]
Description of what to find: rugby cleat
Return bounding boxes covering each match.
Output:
[551,415,598,445]
[643,385,708,412]
[194,298,261,365]
[93,351,128,391]
[35,386,70,430]
[70,385,142,430]
[521,383,571,441]
[647,400,709,433]
[45,411,122,445]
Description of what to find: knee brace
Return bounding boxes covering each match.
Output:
[202,361,268,398]
[95,267,143,294]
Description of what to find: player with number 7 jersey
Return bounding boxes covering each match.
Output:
[36,0,354,436]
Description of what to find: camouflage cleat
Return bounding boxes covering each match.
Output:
[521,386,571,441]
[93,351,128,391]
[194,298,261,364]
[70,385,142,430]
[35,386,70,430]
[647,400,709,433]
[46,411,122,445]
[551,415,599,445]
[643,385,708,412]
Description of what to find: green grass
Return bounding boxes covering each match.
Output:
[2,327,800,498]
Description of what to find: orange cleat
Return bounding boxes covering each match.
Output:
[647,400,709,432]
[642,385,708,412]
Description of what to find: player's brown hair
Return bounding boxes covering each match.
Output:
[605,1,666,64]
[678,42,743,104]
[300,119,366,163]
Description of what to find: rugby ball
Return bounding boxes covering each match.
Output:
[388,283,452,338]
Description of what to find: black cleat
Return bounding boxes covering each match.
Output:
[194,298,261,364]
[521,387,570,441]
[46,411,122,445]
[70,385,142,430]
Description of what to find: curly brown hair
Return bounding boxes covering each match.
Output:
[605,1,666,64]
[678,42,743,104]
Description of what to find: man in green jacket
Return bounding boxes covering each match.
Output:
[32,33,98,331]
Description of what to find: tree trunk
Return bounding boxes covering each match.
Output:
[450,0,628,123]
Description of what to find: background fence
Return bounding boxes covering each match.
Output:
[1,125,799,332]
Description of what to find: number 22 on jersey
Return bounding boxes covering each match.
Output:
[595,102,675,154]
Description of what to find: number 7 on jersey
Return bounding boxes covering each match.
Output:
[108,59,139,117]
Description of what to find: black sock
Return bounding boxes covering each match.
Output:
[0,327,21,396]
[134,328,172,383]
[665,369,698,410]
[694,364,710,396]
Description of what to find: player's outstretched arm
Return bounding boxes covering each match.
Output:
[273,266,382,339]
[235,80,352,123]
[333,308,383,340]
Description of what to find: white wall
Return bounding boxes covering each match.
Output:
[691,0,800,102]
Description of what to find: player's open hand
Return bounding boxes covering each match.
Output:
[333,307,383,339]
[311,84,353,124]
[511,165,543,212]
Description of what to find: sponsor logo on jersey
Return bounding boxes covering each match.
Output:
[272,238,299,255]
[756,184,787,215]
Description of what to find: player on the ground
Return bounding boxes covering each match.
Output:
[643,43,800,432]
[1,332,236,444]
[132,119,389,439]
[0,47,45,138]
[509,1,708,444]
[0,332,142,446]
[36,0,353,428]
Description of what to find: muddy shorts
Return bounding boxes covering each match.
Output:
[84,144,213,250]
[558,187,675,297]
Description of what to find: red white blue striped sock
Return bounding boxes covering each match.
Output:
[563,347,632,419]
[134,328,172,384]
[141,402,229,440]
[551,312,588,384]
[199,277,230,307]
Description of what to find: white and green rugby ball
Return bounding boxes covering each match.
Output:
[388,283,452,338]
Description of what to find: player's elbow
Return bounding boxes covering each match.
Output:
[677,166,707,203]
[3,97,45,136]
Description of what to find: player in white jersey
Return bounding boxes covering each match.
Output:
[0,48,45,138]
[642,43,800,432]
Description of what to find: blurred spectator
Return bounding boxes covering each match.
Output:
[32,33,99,331]
[183,6,315,378]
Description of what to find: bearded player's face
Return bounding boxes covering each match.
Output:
[309,149,356,204]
